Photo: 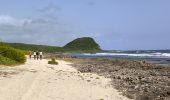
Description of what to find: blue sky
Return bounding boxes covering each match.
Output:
[0,0,170,50]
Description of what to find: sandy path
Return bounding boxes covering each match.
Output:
[0,59,130,100]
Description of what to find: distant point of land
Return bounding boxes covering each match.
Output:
[64,37,101,52]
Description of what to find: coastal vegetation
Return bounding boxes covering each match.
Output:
[48,58,58,65]
[0,55,19,65]
[6,37,101,53]
[7,43,64,53]
[0,42,26,65]
[64,37,101,52]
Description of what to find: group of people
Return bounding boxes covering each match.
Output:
[28,51,43,60]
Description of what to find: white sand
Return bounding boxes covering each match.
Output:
[0,58,130,100]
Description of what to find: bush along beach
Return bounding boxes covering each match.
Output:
[0,43,26,65]
[48,58,58,65]
[0,55,19,65]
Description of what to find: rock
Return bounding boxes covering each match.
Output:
[135,95,150,100]
[167,91,170,95]
[71,58,170,100]
[117,76,121,79]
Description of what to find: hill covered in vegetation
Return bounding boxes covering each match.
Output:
[64,37,101,52]
[7,37,101,52]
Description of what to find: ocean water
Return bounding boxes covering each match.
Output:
[82,52,170,58]
[65,51,170,66]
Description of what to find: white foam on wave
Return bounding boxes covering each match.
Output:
[161,53,170,57]
[82,52,170,58]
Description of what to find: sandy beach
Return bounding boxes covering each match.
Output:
[0,58,130,100]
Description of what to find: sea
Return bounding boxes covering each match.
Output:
[64,50,170,66]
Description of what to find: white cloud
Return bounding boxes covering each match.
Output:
[0,15,78,46]
[0,15,32,27]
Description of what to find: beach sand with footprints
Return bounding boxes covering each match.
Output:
[0,58,130,100]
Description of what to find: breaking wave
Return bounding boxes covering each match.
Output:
[82,52,170,58]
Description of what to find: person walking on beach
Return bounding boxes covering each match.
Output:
[33,51,36,60]
[40,51,43,60]
[36,51,39,60]
[28,51,32,59]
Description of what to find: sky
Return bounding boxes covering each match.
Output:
[0,0,170,50]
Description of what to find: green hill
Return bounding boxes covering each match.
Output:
[64,37,101,52]
[6,37,101,52]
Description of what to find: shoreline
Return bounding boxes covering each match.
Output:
[66,58,170,100]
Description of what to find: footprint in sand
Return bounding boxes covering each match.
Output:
[96,77,100,79]
[86,80,91,82]
[29,69,37,73]
[2,75,8,77]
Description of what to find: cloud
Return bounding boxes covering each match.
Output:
[30,18,48,24]
[36,3,61,25]
[0,15,77,46]
[0,15,31,27]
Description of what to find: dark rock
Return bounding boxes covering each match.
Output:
[135,95,151,100]
[167,91,170,95]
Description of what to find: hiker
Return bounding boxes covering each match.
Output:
[40,51,43,60]
[36,51,39,60]
[28,51,32,59]
[33,51,36,60]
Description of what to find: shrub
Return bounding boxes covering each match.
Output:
[0,55,19,65]
[21,50,29,55]
[0,46,26,63]
[48,58,58,65]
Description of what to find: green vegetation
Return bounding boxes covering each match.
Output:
[48,58,58,65]
[0,42,26,65]
[0,55,19,65]
[6,43,64,52]
[7,37,102,53]
[0,46,26,63]
[64,37,101,52]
